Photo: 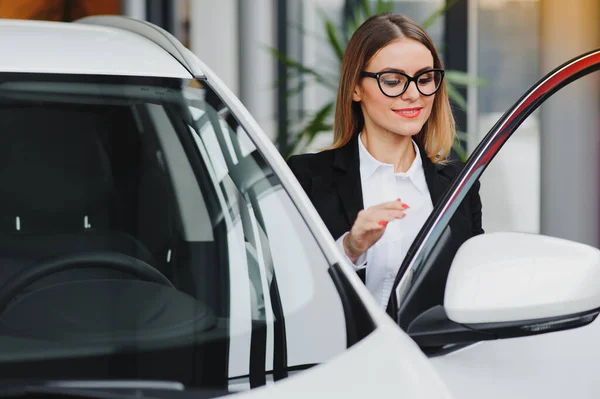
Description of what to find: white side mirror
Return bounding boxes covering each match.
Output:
[445,232,600,325]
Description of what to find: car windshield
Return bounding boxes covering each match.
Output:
[0,73,367,392]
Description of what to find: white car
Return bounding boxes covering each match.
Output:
[0,15,598,399]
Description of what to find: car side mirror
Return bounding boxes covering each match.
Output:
[407,232,600,350]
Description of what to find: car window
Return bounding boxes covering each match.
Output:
[0,73,365,392]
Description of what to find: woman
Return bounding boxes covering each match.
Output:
[287,13,483,313]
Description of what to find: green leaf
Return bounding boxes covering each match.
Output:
[324,17,344,61]
[302,102,335,139]
[421,0,459,30]
[446,82,467,111]
[286,102,335,157]
[267,47,320,78]
[267,47,338,91]
[452,138,468,162]
[286,71,338,99]
[453,130,469,161]
[286,80,308,98]
[345,13,360,41]
[375,0,393,13]
[361,0,371,18]
[351,6,364,30]
[445,70,487,87]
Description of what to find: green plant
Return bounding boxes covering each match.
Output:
[271,0,485,160]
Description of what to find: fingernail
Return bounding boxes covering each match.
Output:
[378,220,388,227]
[402,204,410,209]
[396,198,402,202]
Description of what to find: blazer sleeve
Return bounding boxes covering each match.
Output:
[286,155,312,197]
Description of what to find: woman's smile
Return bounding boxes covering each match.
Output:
[393,107,422,119]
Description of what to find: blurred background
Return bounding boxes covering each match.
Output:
[1,0,599,246]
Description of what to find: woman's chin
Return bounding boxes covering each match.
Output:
[388,121,425,136]
[389,127,423,138]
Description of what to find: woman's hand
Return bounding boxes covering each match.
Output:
[343,199,409,263]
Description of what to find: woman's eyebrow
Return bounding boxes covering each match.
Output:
[379,66,434,74]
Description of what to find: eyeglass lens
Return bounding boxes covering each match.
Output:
[378,70,443,96]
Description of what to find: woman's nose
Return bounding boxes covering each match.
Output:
[400,80,420,101]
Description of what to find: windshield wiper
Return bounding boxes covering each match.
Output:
[45,381,184,391]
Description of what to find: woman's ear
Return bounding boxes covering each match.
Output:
[352,84,362,102]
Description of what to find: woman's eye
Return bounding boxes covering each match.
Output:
[380,74,405,87]
[382,79,401,87]
[418,77,433,85]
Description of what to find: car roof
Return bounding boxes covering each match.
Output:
[0,18,193,79]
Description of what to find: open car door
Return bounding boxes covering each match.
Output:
[389,49,600,399]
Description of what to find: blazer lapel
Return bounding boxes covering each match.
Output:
[333,134,364,226]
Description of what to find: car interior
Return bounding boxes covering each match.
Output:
[0,78,246,385]
[0,89,224,336]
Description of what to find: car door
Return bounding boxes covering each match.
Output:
[388,48,600,399]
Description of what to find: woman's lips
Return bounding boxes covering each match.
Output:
[394,107,422,119]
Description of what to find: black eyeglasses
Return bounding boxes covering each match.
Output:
[360,68,445,97]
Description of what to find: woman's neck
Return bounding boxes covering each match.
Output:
[360,128,416,173]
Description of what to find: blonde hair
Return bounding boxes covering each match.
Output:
[331,13,455,163]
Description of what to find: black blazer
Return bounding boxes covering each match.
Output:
[287,133,483,314]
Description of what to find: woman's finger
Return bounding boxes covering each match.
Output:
[356,210,405,232]
[361,212,405,233]
[371,209,406,223]
[372,199,410,211]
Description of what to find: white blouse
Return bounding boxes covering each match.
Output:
[336,134,434,309]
